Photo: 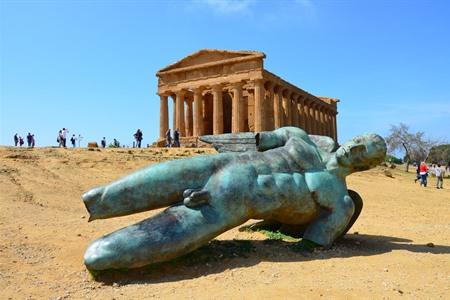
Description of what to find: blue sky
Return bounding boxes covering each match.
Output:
[1,0,449,147]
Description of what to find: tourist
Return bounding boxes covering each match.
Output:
[70,134,76,148]
[173,128,180,147]
[134,129,143,148]
[13,133,18,146]
[419,161,428,187]
[26,132,32,147]
[31,134,35,148]
[62,128,68,147]
[101,137,106,148]
[414,163,420,183]
[113,138,120,148]
[57,130,64,147]
[434,164,444,189]
[19,136,24,147]
[165,129,172,147]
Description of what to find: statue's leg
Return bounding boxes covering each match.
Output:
[84,161,258,270]
[83,154,232,220]
[84,203,247,271]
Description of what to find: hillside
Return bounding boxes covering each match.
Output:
[1,146,449,299]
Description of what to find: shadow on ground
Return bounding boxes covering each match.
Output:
[91,233,450,285]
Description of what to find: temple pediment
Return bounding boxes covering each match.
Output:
[157,49,265,74]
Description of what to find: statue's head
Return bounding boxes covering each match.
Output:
[336,133,386,172]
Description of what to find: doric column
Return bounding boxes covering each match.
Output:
[159,94,168,139]
[314,103,320,135]
[212,85,223,134]
[266,83,275,130]
[292,94,299,127]
[326,109,332,137]
[254,79,264,132]
[274,86,283,128]
[193,88,203,137]
[231,82,244,133]
[319,105,325,135]
[332,112,338,142]
[309,101,316,134]
[282,89,291,126]
[185,98,193,137]
[329,111,334,138]
[172,95,176,132]
[302,98,309,132]
[297,96,304,130]
[322,107,330,136]
[175,90,186,136]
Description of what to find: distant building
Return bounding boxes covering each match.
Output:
[156,49,338,143]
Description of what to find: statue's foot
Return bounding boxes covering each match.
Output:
[183,189,210,208]
[289,239,322,253]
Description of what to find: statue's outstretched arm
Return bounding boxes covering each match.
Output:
[302,194,355,248]
[82,154,232,221]
[256,127,313,151]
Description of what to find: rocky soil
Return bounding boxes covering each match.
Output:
[1,146,449,299]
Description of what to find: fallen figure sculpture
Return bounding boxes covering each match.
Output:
[82,127,386,270]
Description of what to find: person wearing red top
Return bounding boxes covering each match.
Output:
[419,161,428,187]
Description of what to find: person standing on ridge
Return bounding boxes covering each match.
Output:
[70,134,76,148]
[62,128,69,148]
[14,134,19,146]
[101,137,106,148]
[26,132,32,147]
[57,130,63,147]
[134,129,143,148]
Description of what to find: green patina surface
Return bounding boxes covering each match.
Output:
[82,127,386,271]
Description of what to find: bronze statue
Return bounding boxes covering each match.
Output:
[82,127,386,270]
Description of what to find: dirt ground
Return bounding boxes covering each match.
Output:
[1,146,449,299]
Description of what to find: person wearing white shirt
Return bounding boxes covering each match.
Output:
[434,164,444,189]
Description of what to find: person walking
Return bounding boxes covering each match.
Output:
[14,134,19,146]
[434,164,444,189]
[70,134,76,148]
[31,134,35,148]
[173,128,180,147]
[414,163,420,183]
[101,137,106,148]
[419,161,428,187]
[165,129,172,147]
[19,136,24,147]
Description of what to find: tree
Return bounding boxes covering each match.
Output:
[427,144,450,165]
[385,123,439,172]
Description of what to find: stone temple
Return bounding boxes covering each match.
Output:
[156,49,339,146]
